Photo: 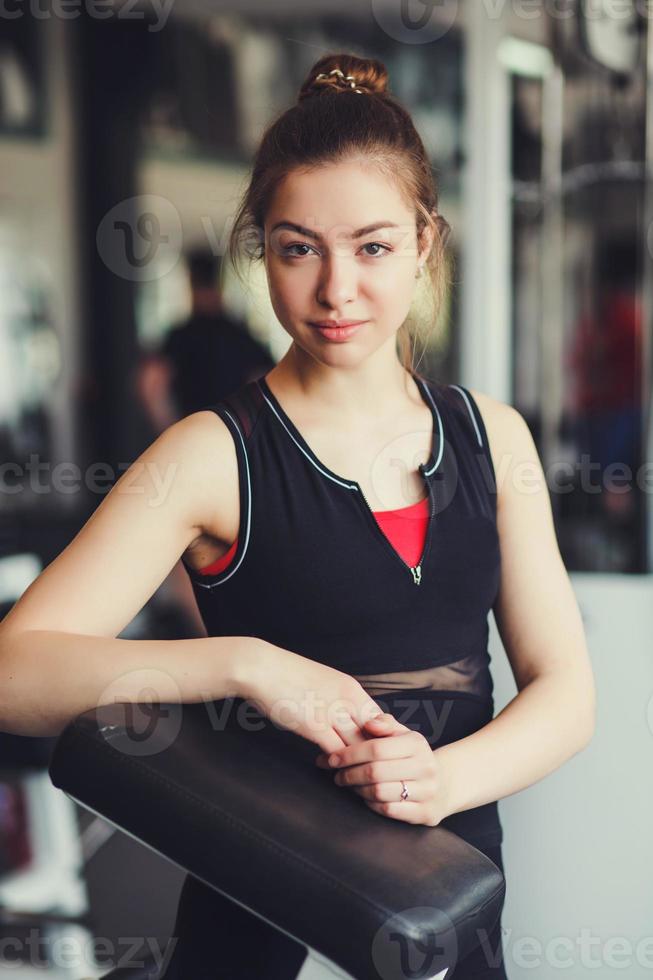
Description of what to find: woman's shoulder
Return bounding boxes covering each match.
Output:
[420,377,523,468]
[466,387,518,429]
[161,409,241,546]
[465,388,538,500]
[466,387,529,444]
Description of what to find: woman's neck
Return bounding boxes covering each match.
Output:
[267,348,418,425]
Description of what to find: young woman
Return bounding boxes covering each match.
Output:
[0,53,595,979]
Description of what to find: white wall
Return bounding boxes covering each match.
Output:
[490,575,653,979]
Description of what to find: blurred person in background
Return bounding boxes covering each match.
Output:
[566,237,642,525]
[136,248,274,636]
[137,246,275,435]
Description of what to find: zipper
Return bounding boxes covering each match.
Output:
[257,375,439,583]
[355,463,434,584]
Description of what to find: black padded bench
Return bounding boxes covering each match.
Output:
[48,695,505,980]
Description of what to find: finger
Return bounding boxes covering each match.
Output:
[310,733,350,759]
[331,713,370,749]
[316,733,411,769]
[339,712,409,749]
[352,699,386,728]
[351,780,425,803]
[315,713,404,766]
[363,799,426,824]
[317,732,349,755]
[315,713,412,769]
[330,699,384,748]
[330,730,419,769]
[362,714,411,735]
[334,702,385,745]
[335,756,423,787]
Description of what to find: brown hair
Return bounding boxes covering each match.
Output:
[227,51,453,375]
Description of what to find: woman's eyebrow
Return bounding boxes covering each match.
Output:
[270,220,399,241]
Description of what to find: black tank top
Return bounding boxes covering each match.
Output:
[180,372,504,847]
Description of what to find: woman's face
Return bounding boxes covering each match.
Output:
[263,159,430,366]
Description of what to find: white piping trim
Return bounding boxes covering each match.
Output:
[416,379,445,477]
[258,389,359,491]
[192,408,252,590]
[448,384,483,448]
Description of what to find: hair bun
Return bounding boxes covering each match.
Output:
[298,54,389,102]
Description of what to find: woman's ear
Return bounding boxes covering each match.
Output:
[433,211,452,248]
[417,215,437,268]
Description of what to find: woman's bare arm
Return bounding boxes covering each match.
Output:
[435,394,596,816]
[0,630,262,738]
[0,411,262,737]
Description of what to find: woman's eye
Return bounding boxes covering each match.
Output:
[282,242,391,258]
[362,242,391,257]
[283,243,315,257]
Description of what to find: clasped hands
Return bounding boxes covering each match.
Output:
[314,712,452,827]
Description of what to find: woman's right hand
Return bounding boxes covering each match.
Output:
[237,640,387,756]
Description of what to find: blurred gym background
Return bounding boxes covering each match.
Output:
[0,2,651,977]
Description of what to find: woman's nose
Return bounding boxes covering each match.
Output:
[316,253,358,310]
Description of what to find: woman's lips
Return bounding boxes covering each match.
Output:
[308,320,368,342]
[310,319,367,328]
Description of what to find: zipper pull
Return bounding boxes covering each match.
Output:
[410,565,422,585]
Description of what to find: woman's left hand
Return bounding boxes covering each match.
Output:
[314,713,452,827]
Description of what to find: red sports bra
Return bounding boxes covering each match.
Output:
[197,495,430,576]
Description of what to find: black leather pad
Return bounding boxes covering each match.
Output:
[49,697,505,980]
